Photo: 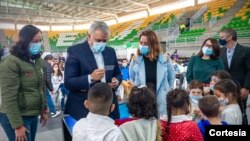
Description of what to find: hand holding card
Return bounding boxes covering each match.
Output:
[108,77,119,89]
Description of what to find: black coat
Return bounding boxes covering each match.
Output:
[43,61,54,91]
[64,41,122,120]
[220,43,250,90]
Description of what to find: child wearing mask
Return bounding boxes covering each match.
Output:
[209,70,231,94]
[120,59,129,81]
[198,95,228,138]
[161,89,203,141]
[188,80,204,122]
[214,79,242,125]
[119,59,133,99]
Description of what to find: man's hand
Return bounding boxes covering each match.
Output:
[240,88,249,99]
[108,77,119,89]
[91,69,105,81]
[15,126,27,141]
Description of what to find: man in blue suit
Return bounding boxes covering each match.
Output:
[64,21,121,120]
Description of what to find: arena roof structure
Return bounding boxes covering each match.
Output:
[0,0,180,25]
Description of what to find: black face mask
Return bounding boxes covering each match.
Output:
[219,39,227,46]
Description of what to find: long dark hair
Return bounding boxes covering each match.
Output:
[166,89,190,135]
[11,25,42,61]
[197,38,221,59]
[52,63,63,78]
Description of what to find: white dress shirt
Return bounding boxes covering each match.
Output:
[226,42,237,68]
[88,49,106,83]
[73,112,121,141]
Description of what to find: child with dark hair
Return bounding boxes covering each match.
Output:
[73,82,121,141]
[161,89,203,141]
[188,80,204,122]
[119,86,162,141]
[214,79,242,124]
[198,95,228,138]
[209,70,231,93]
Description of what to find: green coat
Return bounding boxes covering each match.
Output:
[0,55,47,129]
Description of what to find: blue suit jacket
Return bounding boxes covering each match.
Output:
[64,41,122,120]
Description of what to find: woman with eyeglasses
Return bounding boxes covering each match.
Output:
[186,38,224,86]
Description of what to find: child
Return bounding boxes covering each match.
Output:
[188,80,204,122]
[161,89,203,141]
[51,63,64,116]
[73,82,121,141]
[214,79,242,125]
[198,95,228,138]
[119,86,162,141]
[209,70,231,93]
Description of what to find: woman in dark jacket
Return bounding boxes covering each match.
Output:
[0,25,48,141]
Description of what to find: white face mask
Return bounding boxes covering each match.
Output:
[122,63,127,67]
[218,97,229,106]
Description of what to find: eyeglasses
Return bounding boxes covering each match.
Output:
[95,39,107,42]
[204,43,213,48]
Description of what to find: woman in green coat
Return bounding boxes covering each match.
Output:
[0,25,48,141]
[186,38,224,85]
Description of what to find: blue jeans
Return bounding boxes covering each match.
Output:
[46,89,56,113]
[59,83,69,111]
[0,113,38,141]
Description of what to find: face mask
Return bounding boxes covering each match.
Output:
[218,97,229,106]
[202,46,213,56]
[210,85,214,91]
[92,42,106,54]
[29,42,42,55]
[190,95,202,104]
[122,63,127,67]
[140,45,150,55]
[219,39,227,46]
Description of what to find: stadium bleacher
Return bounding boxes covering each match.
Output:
[0,0,249,53]
[214,0,250,39]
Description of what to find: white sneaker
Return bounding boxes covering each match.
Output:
[51,111,61,118]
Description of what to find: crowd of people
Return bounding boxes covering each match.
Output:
[0,20,249,141]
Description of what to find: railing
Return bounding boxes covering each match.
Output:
[168,29,250,47]
[190,5,208,28]
[209,17,218,28]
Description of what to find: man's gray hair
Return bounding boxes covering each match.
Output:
[220,28,237,41]
[89,21,110,36]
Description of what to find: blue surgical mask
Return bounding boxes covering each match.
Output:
[140,45,150,55]
[29,42,42,55]
[202,46,213,56]
[219,39,227,46]
[190,95,202,104]
[92,42,106,54]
